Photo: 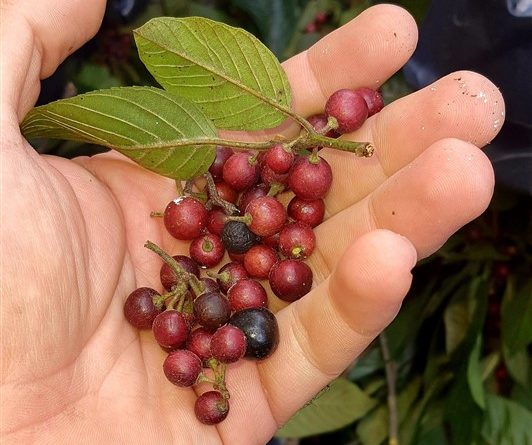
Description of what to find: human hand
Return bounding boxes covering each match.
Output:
[0,2,504,444]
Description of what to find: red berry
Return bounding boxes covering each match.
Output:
[189,233,225,268]
[269,259,313,302]
[243,245,278,279]
[123,287,161,329]
[264,144,294,174]
[152,310,189,350]
[213,181,238,204]
[163,349,202,387]
[228,251,246,263]
[260,164,289,187]
[227,278,268,312]
[288,156,332,200]
[307,114,339,138]
[163,197,207,240]
[160,255,200,291]
[215,262,249,293]
[222,152,259,191]
[288,197,325,228]
[279,222,316,259]
[194,291,231,330]
[315,11,328,25]
[238,184,268,213]
[325,89,368,134]
[206,208,228,236]
[186,327,214,366]
[304,22,317,33]
[262,232,280,249]
[195,391,229,425]
[199,277,220,294]
[209,146,234,182]
[245,196,287,237]
[211,325,247,363]
[354,87,384,116]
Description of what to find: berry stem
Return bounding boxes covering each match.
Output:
[226,214,252,225]
[204,172,239,215]
[207,359,230,400]
[144,240,196,289]
[267,183,285,196]
[150,211,164,218]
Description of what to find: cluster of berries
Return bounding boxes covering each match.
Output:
[123,87,383,425]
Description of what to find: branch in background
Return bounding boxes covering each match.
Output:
[379,332,399,445]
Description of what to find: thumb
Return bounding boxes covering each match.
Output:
[258,229,417,424]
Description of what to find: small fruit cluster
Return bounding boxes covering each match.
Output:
[123,86,383,425]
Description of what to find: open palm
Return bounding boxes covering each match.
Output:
[1,2,504,444]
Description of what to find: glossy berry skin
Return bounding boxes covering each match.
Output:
[194,291,231,330]
[214,181,238,204]
[209,146,234,182]
[264,144,294,174]
[195,391,229,425]
[279,222,316,259]
[123,287,161,329]
[222,152,259,191]
[227,278,268,312]
[163,197,207,240]
[228,251,246,263]
[221,221,258,254]
[186,327,214,366]
[288,156,332,200]
[238,184,268,213]
[243,245,278,279]
[245,196,287,237]
[260,165,289,186]
[210,325,247,363]
[206,208,227,236]
[262,232,280,249]
[216,262,249,293]
[355,87,384,116]
[325,89,368,134]
[199,278,220,294]
[160,255,200,291]
[287,197,325,228]
[152,310,189,350]
[189,233,225,268]
[229,308,279,360]
[269,259,313,302]
[163,350,202,387]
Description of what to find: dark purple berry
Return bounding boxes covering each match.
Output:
[186,327,214,366]
[195,391,229,425]
[227,278,268,312]
[279,222,316,259]
[355,87,384,116]
[325,88,368,134]
[163,197,207,240]
[245,196,287,237]
[152,310,189,350]
[264,144,294,174]
[123,287,161,329]
[288,156,332,200]
[199,278,220,294]
[163,349,202,387]
[243,245,278,279]
[209,146,234,182]
[160,255,200,291]
[194,291,231,330]
[222,152,259,191]
[211,325,247,363]
[287,197,325,228]
[269,259,313,302]
[190,233,225,268]
[229,308,279,360]
[221,220,259,254]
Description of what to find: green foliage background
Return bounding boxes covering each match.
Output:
[38,1,531,443]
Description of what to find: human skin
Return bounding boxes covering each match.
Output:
[0,2,504,444]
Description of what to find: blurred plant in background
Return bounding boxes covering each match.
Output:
[34,1,531,444]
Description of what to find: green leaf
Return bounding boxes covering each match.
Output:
[230,0,299,59]
[501,279,532,354]
[503,346,530,387]
[276,378,377,439]
[75,64,121,92]
[134,17,292,130]
[20,87,217,180]
[480,352,500,382]
[467,335,486,409]
[481,394,532,445]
